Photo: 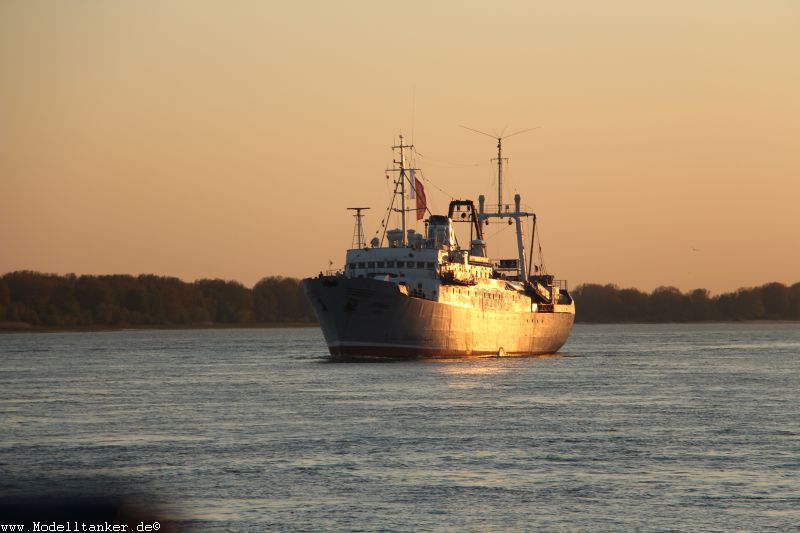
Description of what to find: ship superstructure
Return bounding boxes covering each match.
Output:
[304,133,574,359]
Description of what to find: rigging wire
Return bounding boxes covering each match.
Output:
[373,130,541,251]
[375,176,401,247]
[416,167,456,202]
[415,169,440,199]
[527,215,536,279]
[459,124,541,141]
[460,124,541,209]
[410,87,416,146]
[407,149,436,217]
[483,220,514,241]
[535,220,547,275]
[413,148,482,169]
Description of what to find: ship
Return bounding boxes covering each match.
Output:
[303,131,575,360]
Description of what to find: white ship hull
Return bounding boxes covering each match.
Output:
[304,276,574,359]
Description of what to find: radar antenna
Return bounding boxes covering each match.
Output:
[347,207,370,249]
[460,125,539,214]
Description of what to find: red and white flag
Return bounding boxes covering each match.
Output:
[415,176,426,220]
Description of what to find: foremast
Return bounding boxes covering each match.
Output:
[386,134,419,248]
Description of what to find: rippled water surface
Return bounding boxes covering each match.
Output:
[1,324,799,531]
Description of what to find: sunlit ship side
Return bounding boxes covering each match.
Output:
[303,134,575,360]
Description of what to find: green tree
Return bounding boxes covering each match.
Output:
[761,282,790,319]
[649,286,688,322]
[0,279,10,321]
[687,288,713,321]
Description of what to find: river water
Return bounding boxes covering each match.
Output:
[1,324,798,531]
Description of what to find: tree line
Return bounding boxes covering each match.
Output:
[2,271,799,328]
[572,282,800,323]
[0,271,315,328]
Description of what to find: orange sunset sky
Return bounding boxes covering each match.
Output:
[1,1,798,294]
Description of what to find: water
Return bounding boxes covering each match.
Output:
[1,324,799,531]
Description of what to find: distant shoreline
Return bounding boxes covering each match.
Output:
[2,272,798,331]
[0,322,319,334]
[2,320,798,334]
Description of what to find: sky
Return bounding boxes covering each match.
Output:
[1,1,798,294]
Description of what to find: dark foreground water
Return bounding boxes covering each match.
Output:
[1,324,799,531]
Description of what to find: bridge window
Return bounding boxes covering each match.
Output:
[348,263,356,270]
[358,262,365,268]
[426,262,434,269]
[396,261,404,268]
[416,261,425,268]
[377,261,385,268]
[367,261,375,268]
[387,261,396,268]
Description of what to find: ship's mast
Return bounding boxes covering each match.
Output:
[461,125,536,214]
[398,135,407,245]
[492,137,508,213]
[347,207,369,249]
[465,126,539,282]
[388,134,416,247]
